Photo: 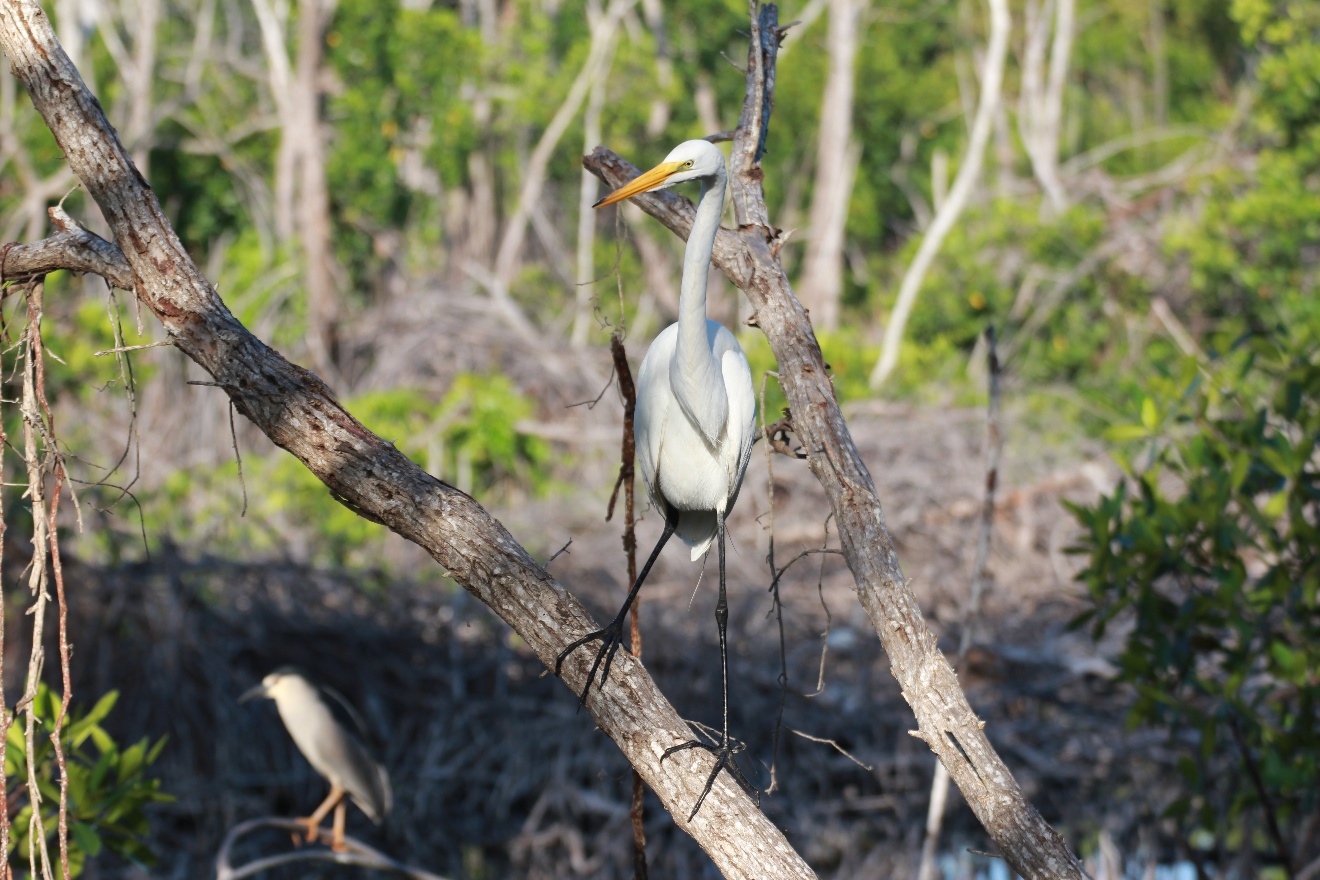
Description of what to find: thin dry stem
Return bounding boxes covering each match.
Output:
[0,282,9,877]
[47,466,71,880]
[18,281,54,880]
[607,333,647,880]
[215,817,448,880]
[758,370,787,794]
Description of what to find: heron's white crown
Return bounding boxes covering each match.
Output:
[657,139,726,186]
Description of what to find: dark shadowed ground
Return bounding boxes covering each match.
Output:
[6,404,1191,879]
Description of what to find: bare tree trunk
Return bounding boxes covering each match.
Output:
[52,0,89,85]
[1017,0,1073,215]
[252,0,338,377]
[123,0,161,171]
[464,94,498,267]
[571,0,616,348]
[796,0,862,332]
[293,0,339,376]
[252,0,296,239]
[694,72,721,138]
[869,0,1010,389]
[994,100,1015,199]
[493,0,634,286]
[639,0,672,136]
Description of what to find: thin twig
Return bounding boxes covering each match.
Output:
[759,370,788,794]
[544,539,573,567]
[92,339,172,356]
[608,333,647,880]
[19,281,55,880]
[786,728,871,771]
[0,278,9,879]
[229,401,248,517]
[810,517,835,697]
[47,464,72,880]
[1230,716,1293,877]
[214,817,448,880]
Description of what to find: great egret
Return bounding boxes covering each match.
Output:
[241,668,392,852]
[556,139,757,819]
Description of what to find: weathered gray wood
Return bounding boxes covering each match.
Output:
[580,4,1087,878]
[0,1,816,876]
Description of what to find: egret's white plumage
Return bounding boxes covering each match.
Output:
[636,318,756,559]
[558,139,758,820]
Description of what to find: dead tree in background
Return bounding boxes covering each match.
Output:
[869,0,1010,389]
[1018,0,1075,217]
[796,0,863,332]
[253,0,340,377]
[0,0,1085,875]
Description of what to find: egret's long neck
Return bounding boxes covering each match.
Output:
[670,163,729,447]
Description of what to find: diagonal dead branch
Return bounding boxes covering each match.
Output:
[0,2,813,877]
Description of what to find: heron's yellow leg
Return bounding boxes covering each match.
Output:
[330,800,349,853]
[299,783,345,845]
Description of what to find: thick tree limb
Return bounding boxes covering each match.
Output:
[582,3,1086,877]
[0,2,814,877]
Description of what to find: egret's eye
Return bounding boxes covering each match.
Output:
[684,160,695,168]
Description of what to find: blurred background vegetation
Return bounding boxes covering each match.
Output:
[0,0,1316,876]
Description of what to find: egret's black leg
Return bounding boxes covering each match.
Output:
[661,511,759,821]
[556,507,679,708]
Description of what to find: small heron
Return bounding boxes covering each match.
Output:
[240,668,392,852]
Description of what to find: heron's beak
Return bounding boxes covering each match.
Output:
[238,682,270,704]
[594,160,685,208]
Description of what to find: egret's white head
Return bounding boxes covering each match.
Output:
[594,139,727,208]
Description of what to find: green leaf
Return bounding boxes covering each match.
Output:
[1104,424,1151,442]
[70,822,102,858]
[1141,396,1158,430]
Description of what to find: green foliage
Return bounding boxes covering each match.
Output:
[429,373,554,496]
[1165,1,1320,328]
[40,295,158,403]
[885,196,1126,390]
[112,374,553,569]
[1070,327,1319,856]
[5,685,171,878]
[325,0,483,281]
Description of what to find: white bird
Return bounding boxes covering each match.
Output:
[556,139,757,819]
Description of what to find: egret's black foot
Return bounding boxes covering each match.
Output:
[661,735,760,821]
[555,617,628,710]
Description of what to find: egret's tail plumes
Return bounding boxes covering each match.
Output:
[676,510,717,560]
